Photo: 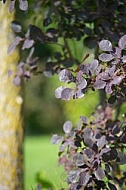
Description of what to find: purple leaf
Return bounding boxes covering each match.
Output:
[83,128,93,138]
[105,164,111,173]
[74,89,84,99]
[115,47,122,58]
[55,86,66,99]
[59,142,68,152]
[76,71,83,82]
[100,148,111,155]
[80,116,89,124]
[61,88,74,100]
[105,83,113,94]
[79,172,90,186]
[93,160,99,169]
[117,152,126,165]
[120,132,126,143]
[67,170,79,183]
[11,21,22,33]
[96,65,102,74]
[94,79,106,89]
[94,167,105,180]
[24,71,31,79]
[80,64,90,75]
[85,149,94,158]
[13,75,21,86]
[92,143,98,153]
[83,128,93,148]
[99,40,112,51]
[22,39,34,50]
[77,79,87,89]
[118,34,126,50]
[59,69,73,83]
[99,53,114,62]
[122,55,126,63]
[105,65,116,76]
[17,67,23,76]
[84,138,93,148]
[74,153,85,166]
[63,121,73,134]
[97,136,106,150]
[112,76,124,85]
[26,47,35,63]
[50,134,63,145]
[89,59,99,74]
[110,149,118,160]
[112,124,120,134]
[19,0,28,11]
[9,0,16,13]
[111,59,120,65]
[8,36,22,54]
[18,62,24,68]
[108,182,118,190]
[99,72,109,81]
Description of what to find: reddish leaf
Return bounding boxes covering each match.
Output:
[22,39,34,50]
[13,75,21,86]
[118,34,126,50]
[50,134,63,145]
[108,182,117,190]
[55,86,66,99]
[8,36,22,54]
[11,21,22,33]
[61,88,74,100]
[63,121,73,134]
[67,170,79,183]
[99,40,112,51]
[59,69,73,83]
[9,0,16,13]
[19,0,28,11]
[94,167,105,180]
[99,53,114,62]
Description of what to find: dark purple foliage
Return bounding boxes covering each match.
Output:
[53,36,126,102]
[52,106,126,189]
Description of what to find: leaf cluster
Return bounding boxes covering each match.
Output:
[51,107,126,190]
[55,36,126,105]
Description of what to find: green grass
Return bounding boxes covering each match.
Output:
[24,135,67,190]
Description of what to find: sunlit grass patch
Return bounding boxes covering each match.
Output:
[24,135,67,190]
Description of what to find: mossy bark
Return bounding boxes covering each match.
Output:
[0,2,23,190]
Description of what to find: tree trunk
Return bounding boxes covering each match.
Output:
[0,2,23,190]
